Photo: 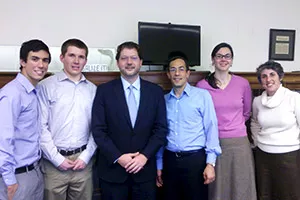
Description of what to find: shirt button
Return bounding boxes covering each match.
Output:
[175,121,178,124]
[176,110,178,112]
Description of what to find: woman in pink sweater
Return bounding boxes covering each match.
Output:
[196,42,256,200]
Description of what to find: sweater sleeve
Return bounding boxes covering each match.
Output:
[250,97,261,147]
[293,92,300,128]
[243,80,252,121]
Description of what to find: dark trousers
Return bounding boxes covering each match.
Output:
[163,149,208,200]
[100,177,156,200]
[255,148,300,200]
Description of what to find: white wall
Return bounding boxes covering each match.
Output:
[0,0,299,72]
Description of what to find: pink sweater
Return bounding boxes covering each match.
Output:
[196,75,252,138]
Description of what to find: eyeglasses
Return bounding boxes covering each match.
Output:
[215,54,232,60]
[169,66,186,73]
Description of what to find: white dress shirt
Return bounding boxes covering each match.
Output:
[38,71,97,167]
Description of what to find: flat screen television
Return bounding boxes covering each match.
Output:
[138,21,201,66]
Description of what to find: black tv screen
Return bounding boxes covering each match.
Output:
[138,21,201,66]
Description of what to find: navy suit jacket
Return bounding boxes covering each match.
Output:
[92,78,168,183]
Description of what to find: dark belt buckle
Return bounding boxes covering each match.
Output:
[175,152,182,158]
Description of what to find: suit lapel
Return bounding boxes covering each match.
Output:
[114,79,132,128]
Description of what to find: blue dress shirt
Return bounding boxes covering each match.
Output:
[0,73,41,186]
[121,76,141,109]
[157,83,221,169]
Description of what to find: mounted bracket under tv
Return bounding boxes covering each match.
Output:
[138,21,201,67]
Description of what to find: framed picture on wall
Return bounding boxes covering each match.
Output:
[269,29,296,61]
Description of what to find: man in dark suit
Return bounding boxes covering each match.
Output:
[92,41,168,200]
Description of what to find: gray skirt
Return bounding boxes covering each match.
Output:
[209,136,257,200]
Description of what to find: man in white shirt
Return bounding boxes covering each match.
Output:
[38,38,97,200]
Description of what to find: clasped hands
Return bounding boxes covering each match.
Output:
[58,158,86,171]
[118,152,148,174]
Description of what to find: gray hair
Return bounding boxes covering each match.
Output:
[256,60,284,83]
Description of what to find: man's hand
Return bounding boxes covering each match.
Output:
[156,170,163,187]
[7,183,18,200]
[117,152,139,168]
[73,158,87,170]
[125,154,148,174]
[203,164,215,185]
[58,158,75,171]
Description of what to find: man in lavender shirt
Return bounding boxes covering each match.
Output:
[0,39,51,200]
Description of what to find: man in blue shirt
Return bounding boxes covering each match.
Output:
[156,53,221,200]
[0,39,51,200]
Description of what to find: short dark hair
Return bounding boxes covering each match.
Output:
[166,51,190,71]
[206,42,234,89]
[256,60,284,84]
[211,42,234,59]
[19,39,51,69]
[61,38,88,57]
[115,41,143,60]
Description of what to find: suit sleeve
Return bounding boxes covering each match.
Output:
[140,87,168,159]
[92,86,122,164]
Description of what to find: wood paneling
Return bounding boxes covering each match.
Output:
[0,71,207,90]
[1,71,300,91]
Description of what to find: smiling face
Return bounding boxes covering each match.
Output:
[60,46,87,82]
[260,68,282,96]
[212,47,233,72]
[20,50,50,86]
[117,48,142,83]
[167,58,190,90]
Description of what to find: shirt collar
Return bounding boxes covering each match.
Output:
[57,70,87,83]
[121,76,141,91]
[168,83,191,99]
[16,73,36,93]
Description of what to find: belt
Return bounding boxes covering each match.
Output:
[166,149,203,158]
[15,160,39,174]
[58,144,87,156]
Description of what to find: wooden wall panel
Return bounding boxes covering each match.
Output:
[1,71,300,91]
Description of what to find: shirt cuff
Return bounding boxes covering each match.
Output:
[2,172,17,186]
[52,153,66,167]
[156,160,163,170]
[114,158,118,164]
[78,150,92,165]
[206,152,217,165]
